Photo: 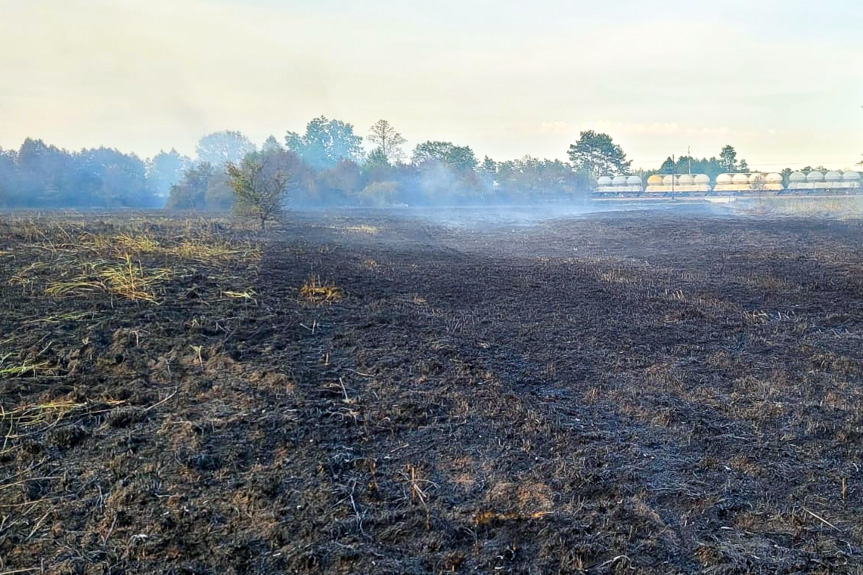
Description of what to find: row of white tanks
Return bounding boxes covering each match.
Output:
[595,171,861,195]
[786,171,861,191]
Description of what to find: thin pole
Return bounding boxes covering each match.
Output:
[671,154,675,197]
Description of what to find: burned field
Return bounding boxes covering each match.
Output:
[3,211,863,574]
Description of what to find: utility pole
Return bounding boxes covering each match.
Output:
[671,154,675,197]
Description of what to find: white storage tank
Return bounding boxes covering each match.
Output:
[662,175,675,186]
[807,171,825,182]
[825,171,842,182]
[627,176,643,186]
[677,174,694,185]
[843,171,860,181]
[716,174,733,185]
[732,174,749,185]
[597,176,613,186]
[761,172,784,191]
[789,171,807,182]
[694,174,710,184]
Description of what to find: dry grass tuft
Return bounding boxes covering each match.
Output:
[99,256,172,301]
[299,275,343,304]
[0,399,86,427]
[46,256,172,302]
[78,232,160,256]
[740,196,863,218]
[223,289,258,304]
[343,224,380,235]
[23,311,97,325]
[168,240,260,263]
[8,262,50,292]
[114,233,162,254]
[474,510,550,526]
[0,354,49,379]
[77,231,259,263]
[403,463,432,528]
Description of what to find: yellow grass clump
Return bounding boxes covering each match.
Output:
[114,233,162,254]
[78,232,161,255]
[168,240,260,263]
[299,275,343,304]
[0,399,85,427]
[78,232,259,263]
[46,256,172,302]
[343,224,380,235]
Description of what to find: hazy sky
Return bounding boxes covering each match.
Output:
[1,0,861,169]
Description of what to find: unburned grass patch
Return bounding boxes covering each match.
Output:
[343,224,381,235]
[223,289,258,304]
[0,398,88,429]
[0,354,50,379]
[168,239,260,263]
[78,232,162,256]
[79,232,260,263]
[299,274,344,304]
[45,255,172,302]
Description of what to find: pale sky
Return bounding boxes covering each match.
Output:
[1,0,861,170]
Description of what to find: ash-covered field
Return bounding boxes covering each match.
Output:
[3,209,863,574]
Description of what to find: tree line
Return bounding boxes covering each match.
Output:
[168,118,600,211]
[0,139,159,208]
[0,116,805,211]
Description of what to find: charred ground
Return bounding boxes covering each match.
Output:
[2,209,863,574]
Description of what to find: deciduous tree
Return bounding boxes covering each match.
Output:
[196,131,256,166]
[147,149,191,202]
[166,162,216,210]
[226,150,296,230]
[411,141,477,172]
[262,135,284,153]
[285,116,364,170]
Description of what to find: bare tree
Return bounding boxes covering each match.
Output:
[750,173,766,192]
[368,119,407,164]
[226,156,288,230]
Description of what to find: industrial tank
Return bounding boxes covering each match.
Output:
[764,173,784,191]
[787,171,809,191]
[594,174,644,196]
